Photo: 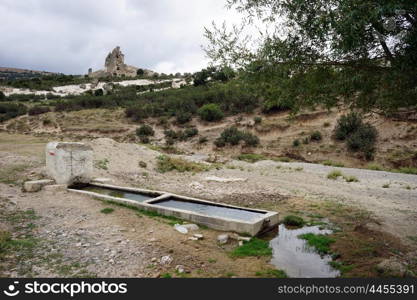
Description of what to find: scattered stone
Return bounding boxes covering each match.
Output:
[193,234,204,240]
[160,255,173,265]
[188,237,198,241]
[151,257,157,262]
[175,265,185,274]
[238,241,244,246]
[174,224,188,234]
[217,234,229,245]
[23,179,55,192]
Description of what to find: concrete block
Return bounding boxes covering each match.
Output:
[46,142,93,185]
[23,179,55,192]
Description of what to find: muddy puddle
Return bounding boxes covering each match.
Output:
[269,224,340,278]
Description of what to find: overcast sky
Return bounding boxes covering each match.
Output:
[0,0,241,74]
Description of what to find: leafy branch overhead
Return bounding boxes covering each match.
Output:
[204,0,417,114]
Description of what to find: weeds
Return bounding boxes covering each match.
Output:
[283,215,305,227]
[299,233,335,255]
[327,170,342,180]
[100,208,114,214]
[230,238,272,258]
[156,155,209,173]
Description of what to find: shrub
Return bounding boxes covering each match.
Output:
[139,136,150,144]
[198,103,224,122]
[94,89,104,96]
[254,116,262,124]
[139,161,147,168]
[310,131,322,141]
[346,124,377,159]
[215,126,259,147]
[176,111,192,124]
[334,112,363,140]
[0,91,5,101]
[198,136,208,144]
[156,155,208,173]
[28,106,50,116]
[334,112,377,160]
[292,139,300,147]
[283,215,305,227]
[237,153,266,163]
[184,127,198,138]
[327,170,342,179]
[0,103,27,122]
[136,124,155,137]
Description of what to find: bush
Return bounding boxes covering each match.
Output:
[334,112,377,160]
[292,139,300,147]
[334,112,363,140]
[346,124,377,159]
[283,215,305,227]
[156,155,208,173]
[198,103,224,122]
[94,89,104,96]
[215,126,259,147]
[310,131,322,141]
[136,124,154,137]
[184,127,198,138]
[28,106,50,116]
[198,136,208,144]
[176,111,192,124]
[0,91,5,101]
[254,116,262,124]
[0,103,27,122]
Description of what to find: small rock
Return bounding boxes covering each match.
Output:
[217,234,229,245]
[160,255,173,265]
[174,224,188,234]
[193,234,204,240]
[175,265,185,274]
[76,242,82,247]
[376,258,407,277]
[238,241,244,246]
[151,257,157,262]
[188,237,198,241]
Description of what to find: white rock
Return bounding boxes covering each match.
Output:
[188,237,198,241]
[174,224,188,234]
[151,257,157,262]
[175,265,185,274]
[160,255,173,265]
[217,234,229,245]
[182,224,199,231]
[193,234,204,240]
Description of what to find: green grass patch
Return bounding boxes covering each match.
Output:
[382,183,390,188]
[327,170,342,180]
[230,238,272,258]
[283,215,305,227]
[94,159,109,170]
[100,208,114,214]
[392,167,417,175]
[236,153,266,163]
[343,175,359,182]
[299,233,335,255]
[329,261,356,275]
[322,160,345,167]
[156,155,209,173]
[255,269,288,278]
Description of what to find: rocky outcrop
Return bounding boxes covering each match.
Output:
[88,46,154,78]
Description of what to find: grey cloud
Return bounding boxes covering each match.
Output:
[0,0,240,74]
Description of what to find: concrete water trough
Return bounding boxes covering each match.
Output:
[68,183,279,236]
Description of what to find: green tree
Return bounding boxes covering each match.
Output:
[205,0,417,114]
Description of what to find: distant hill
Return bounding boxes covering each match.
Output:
[0,67,58,81]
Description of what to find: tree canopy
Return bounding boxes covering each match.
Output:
[204,0,417,114]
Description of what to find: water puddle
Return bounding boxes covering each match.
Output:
[75,185,157,202]
[153,197,266,222]
[269,224,340,278]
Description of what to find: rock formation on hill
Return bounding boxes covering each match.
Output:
[88,46,154,78]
